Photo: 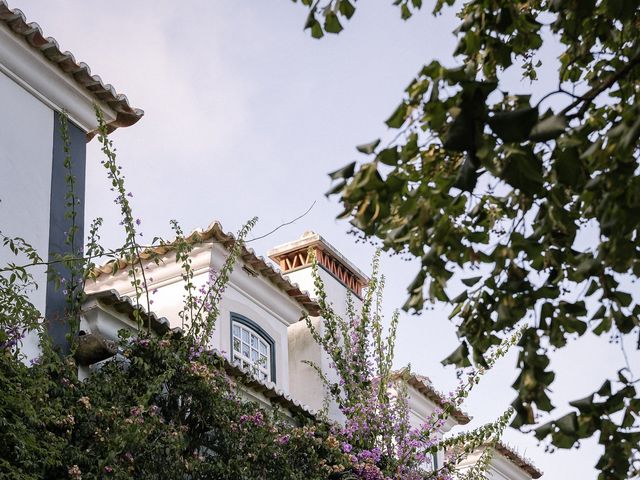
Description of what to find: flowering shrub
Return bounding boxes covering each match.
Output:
[0,333,352,479]
[305,251,516,479]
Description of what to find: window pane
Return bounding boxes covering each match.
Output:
[231,317,273,382]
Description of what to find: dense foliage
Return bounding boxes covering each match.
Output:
[0,333,350,480]
[290,1,640,477]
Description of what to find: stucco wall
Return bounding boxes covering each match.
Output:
[0,69,54,358]
[0,69,53,312]
[285,266,362,419]
[86,242,302,393]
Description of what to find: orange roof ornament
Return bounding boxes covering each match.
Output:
[268,231,369,299]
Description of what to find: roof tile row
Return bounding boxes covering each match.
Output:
[0,1,143,136]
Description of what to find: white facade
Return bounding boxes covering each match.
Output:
[87,240,305,395]
[0,3,142,357]
[0,67,53,325]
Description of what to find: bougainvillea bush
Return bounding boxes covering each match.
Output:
[305,252,515,480]
[1,331,352,480]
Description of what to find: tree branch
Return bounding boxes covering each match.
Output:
[561,47,640,119]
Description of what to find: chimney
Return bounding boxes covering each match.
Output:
[269,232,370,419]
[268,231,369,307]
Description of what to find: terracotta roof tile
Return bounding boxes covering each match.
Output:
[495,442,543,479]
[391,369,471,425]
[0,1,143,136]
[90,220,320,316]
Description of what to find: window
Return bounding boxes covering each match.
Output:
[230,314,275,383]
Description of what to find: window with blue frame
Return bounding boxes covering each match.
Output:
[230,313,276,383]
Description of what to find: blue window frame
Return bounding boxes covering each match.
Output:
[230,313,276,383]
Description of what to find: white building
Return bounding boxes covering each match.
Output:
[0,0,142,354]
[85,225,541,479]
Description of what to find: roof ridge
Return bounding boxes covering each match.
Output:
[495,441,543,479]
[89,219,320,315]
[390,368,471,425]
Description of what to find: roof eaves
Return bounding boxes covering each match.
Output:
[216,350,319,419]
[0,1,143,138]
[82,290,319,419]
[495,442,543,479]
[90,220,320,316]
[391,369,471,425]
[84,289,171,335]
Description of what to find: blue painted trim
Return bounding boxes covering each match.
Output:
[45,111,86,353]
[230,312,276,383]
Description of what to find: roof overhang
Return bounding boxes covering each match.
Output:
[0,1,143,138]
[89,221,320,316]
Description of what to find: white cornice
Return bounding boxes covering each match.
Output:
[0,22,117,133]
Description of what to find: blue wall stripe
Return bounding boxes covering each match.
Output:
[45,111,86,353]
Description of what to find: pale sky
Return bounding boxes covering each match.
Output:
[16,1,639,478]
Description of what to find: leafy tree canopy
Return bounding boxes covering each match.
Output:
[291,1,640,478]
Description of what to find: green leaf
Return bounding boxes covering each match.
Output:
[310,21,324,39]
[592,315,612,336]
[304,9,317,30]
[534,420,554,440]
[461,276,482,286]
[585,280,599,296]
[569,394,594,411]
[325,180,346,197]
[324,12,343,34]
[501,148,544,196]
[618,368,630,384]
[597,380,612,397]
[377,148,399,166]
[400,4,411,20]
[553,147,583,188]
[451,290,468,303]
[402,291,424,312]
[529,114,567,141]
[386,103,408,128]
[356,139,381,154]
[443,112,475,152]
[452,154,479,192]
[555,412,578,434]
[338,0,356,19]
[620,116,640,151]
[328,161,356,180]
[441,341,472,368]
[488,107,539,143]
